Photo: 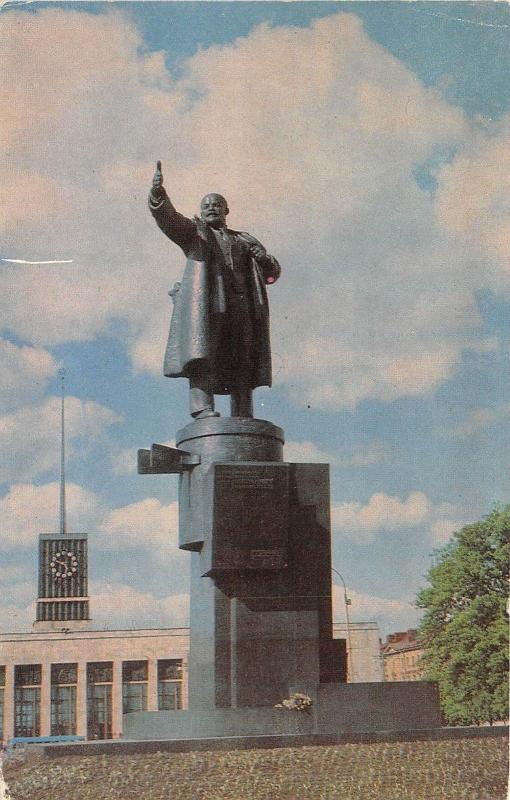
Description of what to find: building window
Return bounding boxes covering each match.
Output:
[87,662,112,740]
[14,664,41,738]
[0,666,5,742]
[158,659,183,711]
[51,663,77,736]
[122,661,148,714]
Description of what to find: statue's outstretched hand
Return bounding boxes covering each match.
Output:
[151,160,164,200]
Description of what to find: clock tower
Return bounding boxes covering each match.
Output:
[33,371,91,631]
[35,533,90,629]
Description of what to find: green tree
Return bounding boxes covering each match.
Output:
[417,505,509,725]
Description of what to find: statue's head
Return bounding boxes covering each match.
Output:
[200,193,229,228]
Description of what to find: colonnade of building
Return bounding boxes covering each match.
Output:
[0,627,189,743]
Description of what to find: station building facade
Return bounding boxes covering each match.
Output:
[0,528,383,743]
[0,621,385,743]
[0,627,188,743]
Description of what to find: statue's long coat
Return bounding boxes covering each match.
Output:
[149,194,280,394]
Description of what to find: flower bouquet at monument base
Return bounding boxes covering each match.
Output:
[275,692,314,713]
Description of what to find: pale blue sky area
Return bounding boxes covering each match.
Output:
[25,1,510,117]
[1,2,508,635]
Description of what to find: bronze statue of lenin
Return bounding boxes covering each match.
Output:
[149,162,281,419]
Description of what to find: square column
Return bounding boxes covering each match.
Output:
[3,664,15,742]
[76,662,87,738]
[112,661,123,739]
[40,663,51,736]
[147,659,158,712]
[182,655,189,710]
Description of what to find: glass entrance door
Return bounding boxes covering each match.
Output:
[87,684,112,740]
[86,663,113,740]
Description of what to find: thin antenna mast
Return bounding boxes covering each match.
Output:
[58,368,67,536]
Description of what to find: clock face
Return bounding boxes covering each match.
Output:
[50,550,78,579]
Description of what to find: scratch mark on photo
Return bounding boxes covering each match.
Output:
[1,258,74,265]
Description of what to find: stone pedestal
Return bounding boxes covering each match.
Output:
[173,418,344,713]
[124,680,443,740]
[134,416,441,741]
[175,418,284,554]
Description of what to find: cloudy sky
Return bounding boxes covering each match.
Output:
[1,1,508,637]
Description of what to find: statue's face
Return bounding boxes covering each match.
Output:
[200,194,229,228]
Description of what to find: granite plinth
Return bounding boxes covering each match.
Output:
[124,681,442,740]
[35,724,509,759]
[185,460,340,711]
[137,416,442,740]
[316,681,442,731]
[176,419,284,553]
[176,417,284,460]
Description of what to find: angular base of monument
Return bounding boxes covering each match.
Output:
[123,681,441,740]
[137,416,442,744]
[183,459,342,709]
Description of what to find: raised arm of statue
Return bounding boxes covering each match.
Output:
[149,160,164,204]
[148,160,196,254]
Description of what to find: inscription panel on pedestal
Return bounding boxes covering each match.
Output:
[211,463,289,572]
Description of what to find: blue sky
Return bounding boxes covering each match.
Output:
[1,1,508,636]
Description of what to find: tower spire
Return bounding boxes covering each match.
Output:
[58,368,66,536]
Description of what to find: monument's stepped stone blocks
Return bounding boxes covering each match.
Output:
[176,418,284,552]
[172,418,344,713]
[124,679,443,740]
[137,416,441,737]
[316,681,442,732]
[176,418,284,462]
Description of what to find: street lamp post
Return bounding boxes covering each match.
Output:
[332,567,354,682]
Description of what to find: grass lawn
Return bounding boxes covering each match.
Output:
[3,737,508,800]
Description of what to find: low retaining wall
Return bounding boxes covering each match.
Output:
[317,681,442,731]
[35,725,508,759]
[122,681,442,741]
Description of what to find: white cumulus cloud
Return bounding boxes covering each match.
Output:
[0,602,36,633]
[0,481,105,552]
[332,491,463,543]
[1,9,506,409]
[0,395,122,483]
[0,585,190,633]
[285,438,391,466]
[99,497,182,551]
[453,401,510,438]
[435,116,510,294]
[284,440,337,464]
[90,582,189,629]
[0,340,58,413]
[429,518,463,544]
[333,584,420,635]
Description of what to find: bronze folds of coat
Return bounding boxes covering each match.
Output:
[162,224,273,395]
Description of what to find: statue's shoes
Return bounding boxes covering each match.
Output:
[194,410,220,419]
